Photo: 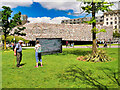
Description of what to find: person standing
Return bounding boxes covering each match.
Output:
[66,41,68,48]
[71,42,74,48]
[35,40,43,68]
[14,40,23,68]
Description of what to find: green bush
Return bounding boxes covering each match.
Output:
[2,35,29,43]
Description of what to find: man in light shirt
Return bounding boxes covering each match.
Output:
[14,40,23,68]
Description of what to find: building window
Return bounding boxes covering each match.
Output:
[111,18,112,20]
[100,20,103,22]
[61,21,64,23]
[106,18,108,21]
[115,21,117,24]
[115,17,117,20]
[115,26,117,29]
[106,22,108,25]
[110,22,113,25]
[106,14,108,16]
[110,14,113,16]
[73,22,76,24]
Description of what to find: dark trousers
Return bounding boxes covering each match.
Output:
[16,52,22,67]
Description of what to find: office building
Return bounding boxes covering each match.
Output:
[61,16,104,25]
[21,15,28,25]
[103,10,120,33]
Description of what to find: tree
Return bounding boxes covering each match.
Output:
[76,0,114,62]
[14,27,26,36]
[77,0,113,54]
[1,6,25,49]
[1,6,12,49]
[113,31,120,38]
[10,12,26,36]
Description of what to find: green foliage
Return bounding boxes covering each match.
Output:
[81,0,113,24]
[9,12,22,29]
[2,35,29,43]
[113,31,120,38]
[84,49,112,62]
[81,2,113,14]
[83,17,96,24]
[91,27,106,34]
[14,27,26,36]
[77,0,107,2]
[1,6,13,35]
[1,6,26,49]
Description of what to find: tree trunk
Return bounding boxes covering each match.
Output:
[92,2,97,55]
[4,36,6,50]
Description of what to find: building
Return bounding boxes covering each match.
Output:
[0,11,2,28]
[61,16,104,25]
[20,23,113,45]
[103,10,120,33]
[0,11,2,45]
[21,15,28,25]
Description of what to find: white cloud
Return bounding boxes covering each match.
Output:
[28,17,70,24]
[105,0,119,2]
[33,0,77,2]
[0,0,119,17]
[0,0,33,9]
[39,2,80,12]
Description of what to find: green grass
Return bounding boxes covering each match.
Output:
[2,48,119,88]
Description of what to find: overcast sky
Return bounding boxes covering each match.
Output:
[0,0,119,24]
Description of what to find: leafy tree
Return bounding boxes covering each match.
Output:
[113,31,120,38]
[14,27,26,36]
[1,6,26,49]
[77,0,113,55]
[1,6,12,49]
[2,35,29,44]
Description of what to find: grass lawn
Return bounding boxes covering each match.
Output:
[2,48,118,88]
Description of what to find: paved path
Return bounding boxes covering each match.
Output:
[22,45,119,49]
[62,46,119,48]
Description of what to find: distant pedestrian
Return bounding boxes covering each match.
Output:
[35,40,43,68]
[14,40,23,68]
[66,41,68,48]
[102,39,105,44]
[104,41,107,48]
[71,42,74,48]
[100,40,101,44]
[12,43,15,51]
[96,40,99,48]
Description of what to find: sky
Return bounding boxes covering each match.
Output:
[0,0,119,24]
